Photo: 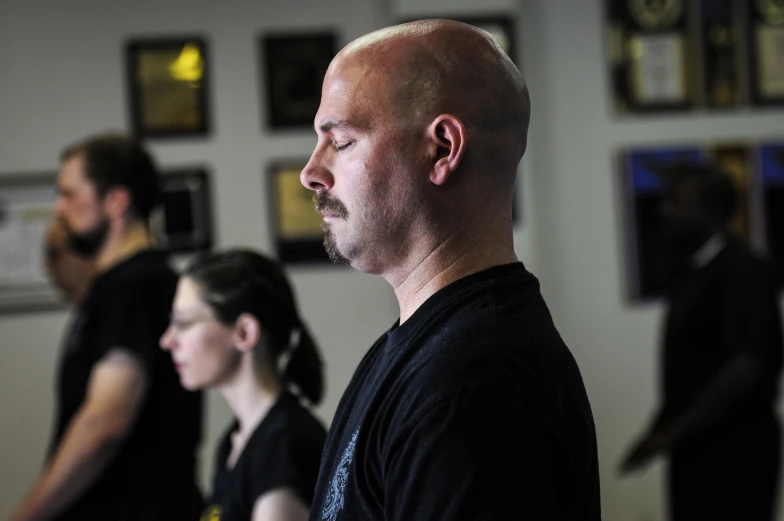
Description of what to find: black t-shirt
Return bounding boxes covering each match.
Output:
[660,237,784,436]
[203,391,327,521]
[310,263,601,521]
[50,250,203,519]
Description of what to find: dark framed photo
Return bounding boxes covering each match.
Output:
[267,161,331,264]
[0,172,65,313]
[126,36,211,138]
[618,146,706,301]
[261,32,337,129]
[151,167,214,253]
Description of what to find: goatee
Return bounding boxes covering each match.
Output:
[66,219,109,258]
[314,192,349,264]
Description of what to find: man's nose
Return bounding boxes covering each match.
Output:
[301,150,334,192]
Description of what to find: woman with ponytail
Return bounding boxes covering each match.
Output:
[160,249,326,521]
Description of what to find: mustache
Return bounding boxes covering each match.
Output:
[314,192,348,218]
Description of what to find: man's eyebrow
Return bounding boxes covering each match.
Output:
[318,119,360,133]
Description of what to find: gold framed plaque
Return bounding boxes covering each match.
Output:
[700,0,743,108]
[749,0,784,105]
[126,37,211,138]
[268,162,331,264]
[628,34,687,103]
[754,25,784,99]
[608,0,692,112]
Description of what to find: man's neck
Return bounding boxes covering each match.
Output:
[388,230,518,325]
[95,220,153,273]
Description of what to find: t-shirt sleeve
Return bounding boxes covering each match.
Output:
[246,426,324,508]
[382,385,562,521]
[93,279,161,374]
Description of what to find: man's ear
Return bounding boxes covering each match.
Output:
[103,186,132,219]
[426,114,467,186]
[233,313,261,353]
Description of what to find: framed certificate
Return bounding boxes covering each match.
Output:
[150,167,214,253]
[0,173,64,313]
[261,32,337,129]
[268,161,332,264]
[748,0,784,105]
[126,37,211,138]
[607,0,693,113]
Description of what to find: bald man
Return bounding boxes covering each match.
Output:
[44,219,93,304]
[301,20,600,521]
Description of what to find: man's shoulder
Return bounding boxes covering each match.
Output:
[93,251,177,298]
[717,239,778,291]
[390,297,571,414]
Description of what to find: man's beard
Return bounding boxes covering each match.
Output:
[66,218,110,258]
[314,192,349,264]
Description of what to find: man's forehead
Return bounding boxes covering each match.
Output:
[316,66,377,131]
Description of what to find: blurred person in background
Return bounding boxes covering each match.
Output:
[13,134,203,521]
[44,218,93,305]
[620,161,783,521]
[160,249,327,521]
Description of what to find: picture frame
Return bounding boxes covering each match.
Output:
[261,32,337,129]
[151,167,214,253]
[0,172,64,314]
[267,161,332,264]
[605,0,694,114]
[125,36,211,138]
[618,146,706,301]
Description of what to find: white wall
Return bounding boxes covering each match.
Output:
[1,0,782,520]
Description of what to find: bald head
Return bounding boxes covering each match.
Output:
[331,20,530,172]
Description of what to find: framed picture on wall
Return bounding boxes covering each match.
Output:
[267,161,332,264]
[126,36,211,138]
[618,146,706,301]
[261,32,337,129]
[606,0,694,113]
[150,167,214,253]
[0,173,64,313]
